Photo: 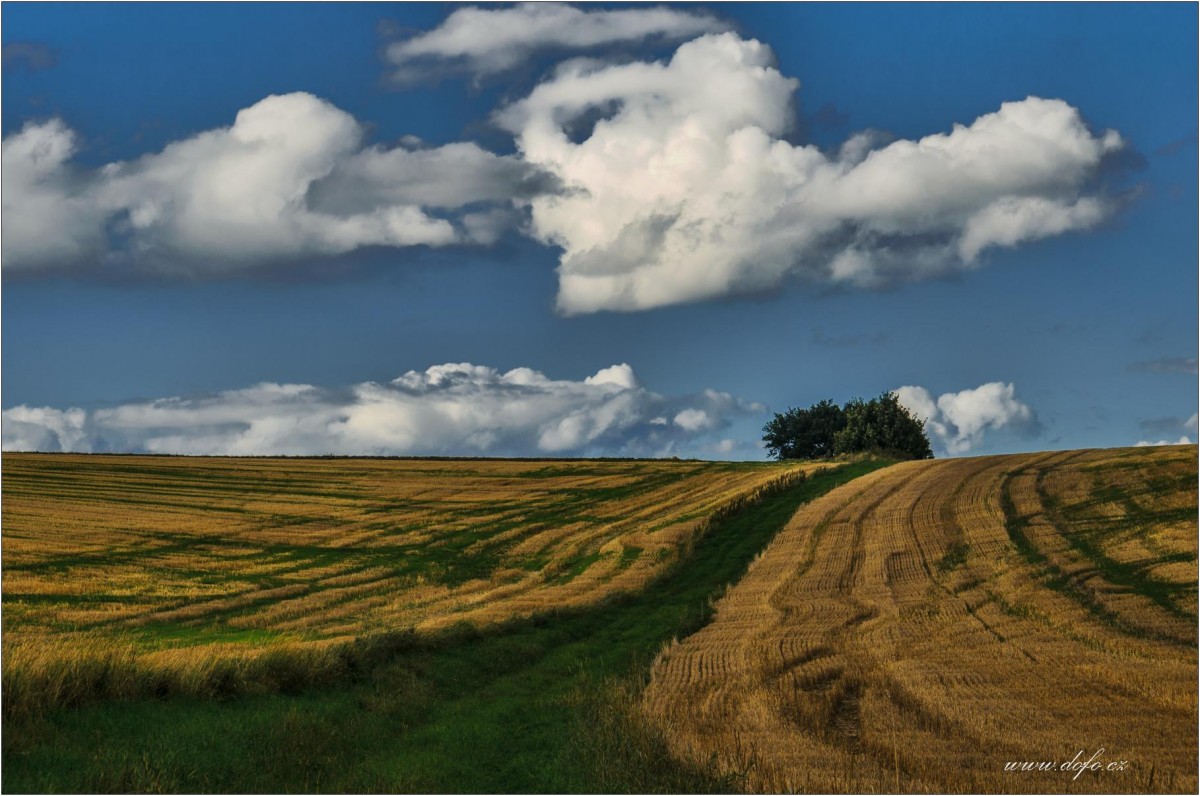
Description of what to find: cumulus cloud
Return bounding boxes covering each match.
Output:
[896,382,1041,455]
[384,2,726,83]
[673,408,712,431]
[1,119,111,270]
[1,93,543,274]
[497,33,1125,313]
[2,406,89,452]
[5,30,1128,313]
[1,363,762,458]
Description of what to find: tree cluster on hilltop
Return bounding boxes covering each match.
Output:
[763,392,933,461]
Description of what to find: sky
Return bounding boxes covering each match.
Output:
[2,2,1196,459]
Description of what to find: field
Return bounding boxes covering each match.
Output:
[2,453,817,716]
[644,445,1198,793]
[2,454,879,792]
[2,447,1196,793]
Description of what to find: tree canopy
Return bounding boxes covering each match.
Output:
[762,399,846,460]
[763,392,933,461]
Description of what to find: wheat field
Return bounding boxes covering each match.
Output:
[2,453,816,713]
[644,446,1198,793]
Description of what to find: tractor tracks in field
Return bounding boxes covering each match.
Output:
[645,448,1199,793]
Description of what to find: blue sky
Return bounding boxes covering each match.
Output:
[2,2,1196,458]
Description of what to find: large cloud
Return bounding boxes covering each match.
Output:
[896,382,1041,455]
[1,363,763,458]
[498,33,1125,314]
[5,28,1128,314]
[2,93,542,274]
[384,2,726,83]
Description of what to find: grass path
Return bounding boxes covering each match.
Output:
[4,460,889,793]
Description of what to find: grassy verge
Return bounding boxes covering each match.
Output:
[3,460,890,794]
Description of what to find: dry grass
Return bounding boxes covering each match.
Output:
[2,453,818,715]
[643,446,1198,794]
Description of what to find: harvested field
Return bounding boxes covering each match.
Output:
[2,453,816,712]
[644,445,1198,793]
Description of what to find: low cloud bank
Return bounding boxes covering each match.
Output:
[1,363,763,458]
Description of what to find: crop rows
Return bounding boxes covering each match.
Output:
[2,453,815,713]
[644,446,1197,793]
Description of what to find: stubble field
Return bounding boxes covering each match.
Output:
[3,453,874,793]
[2,453,814,716]
[644,445,1198,793]
[2,446,1195,794]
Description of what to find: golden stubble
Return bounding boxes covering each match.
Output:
[643,446,1198,794]
[2,453,820,712]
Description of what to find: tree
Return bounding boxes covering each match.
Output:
[761,399,846,460]
[763,392,932,461]
[833,392,933,460]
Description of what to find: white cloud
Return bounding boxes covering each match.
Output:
[584,362,639,390]
[498,33,1124,313]
[1135,437,1193,447]
[4,31,1128,314]
[384,2,726,83]
[1,93,540,273]
[1,120,109,271]
[673,408,712,431]
[2,363,762,457]
[957,196,1108,261]
[893,385,939,428]
[896,382,1040,455]
[1,406,89,452]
